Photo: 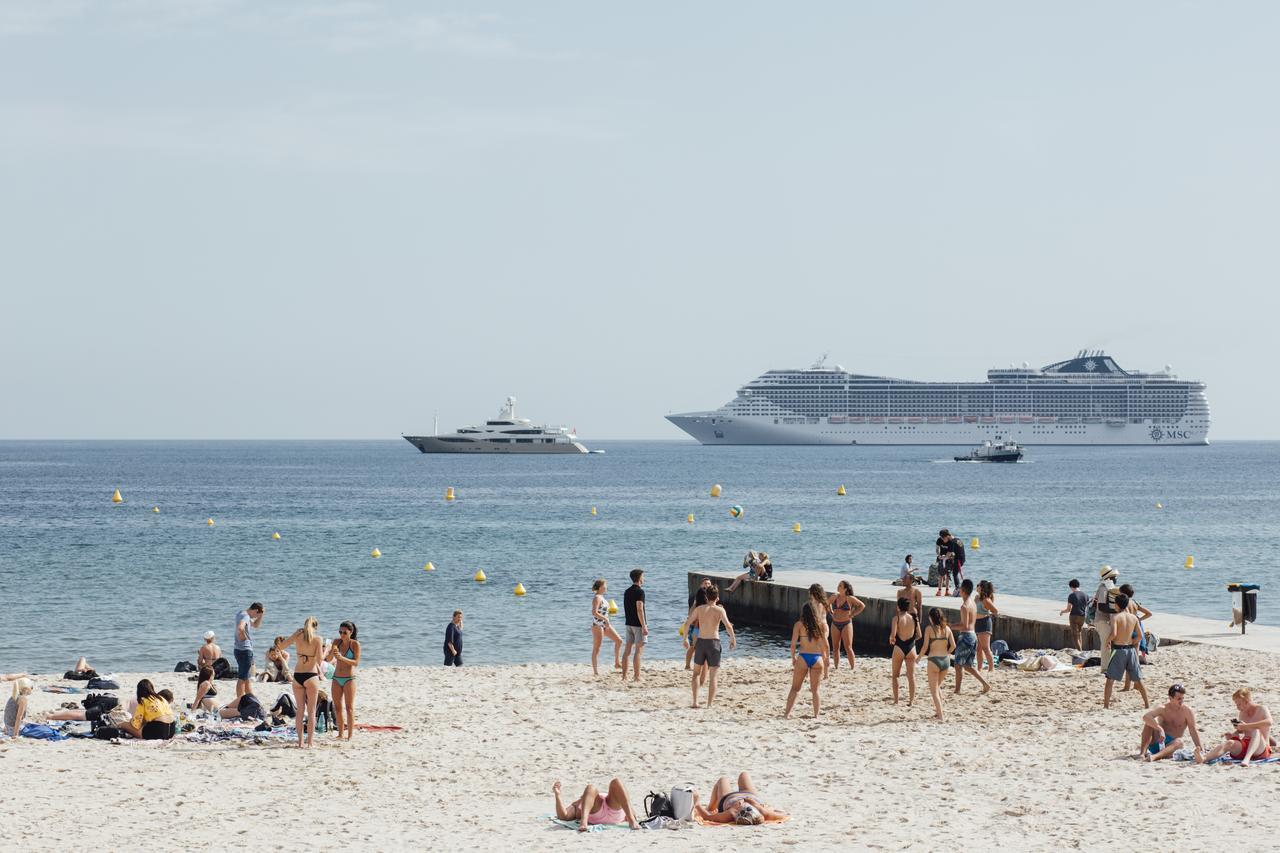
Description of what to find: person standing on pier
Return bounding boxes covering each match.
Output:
[953,580,989,695]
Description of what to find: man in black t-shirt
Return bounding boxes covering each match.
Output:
[621,568,648,682]
[948,536,966,591]
[935,529,953,596]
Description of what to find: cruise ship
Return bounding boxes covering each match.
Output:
[666,352,1210,446]
[404,398,589,454]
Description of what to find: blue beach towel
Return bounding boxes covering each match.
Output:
[20,723,68,741]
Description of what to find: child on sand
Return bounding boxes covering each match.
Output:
[785,603,827,718]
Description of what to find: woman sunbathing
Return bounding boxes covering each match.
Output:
[551,779,641,831]
[693,771,787,825]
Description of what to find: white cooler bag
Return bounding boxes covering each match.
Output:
[669,785,695,821]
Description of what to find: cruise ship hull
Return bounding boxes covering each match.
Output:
[666,415,1209,446]
[404,436,588,454]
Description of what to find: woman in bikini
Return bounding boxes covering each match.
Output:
[693,771,788,825]
[785,603,827,718]
[197,632,221,671]
[190,665,219,713]
[922,607,956,721]
[325,620,360,740]
[888,596,919,706]
[807,583,832,678]
[828,580,866,671]
[975,580,998,673]
[551,778,641,832]
[589,579,622,676]
[279,615,323,748]
[684,584,710,686]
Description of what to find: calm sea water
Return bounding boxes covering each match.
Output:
[0,440,1276,674]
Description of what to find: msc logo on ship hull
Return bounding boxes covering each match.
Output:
[1150,427,1191,442]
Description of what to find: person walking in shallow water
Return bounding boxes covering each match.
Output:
[784,603,826,718]
[589,579,622,676]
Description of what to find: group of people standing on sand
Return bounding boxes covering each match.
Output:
[227,602,362,748]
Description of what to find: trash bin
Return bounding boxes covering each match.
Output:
[1227,583,1260,634]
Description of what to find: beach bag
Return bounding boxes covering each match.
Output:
[63,669,97,681]
[669,785,695,821]
[82,693,119,713]
[644,791,675,820]
[94,725,124,740]
[174,661,197,673]
[1085,601,1097,626]
[927,560,942,587]
[991,639,1010,659]
[86,678,119,690]
[1144,630,1160,654]
[212,658,235,679]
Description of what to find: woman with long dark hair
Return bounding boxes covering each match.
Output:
[888,597,919,706]
[279,615,323,748]
[828,580,866,671]
[191,665,219,713]
[922,607,956,721]
[120,678,175,740]
[785,603,827,718]
[975,580,998,674]
[325,620,361,740]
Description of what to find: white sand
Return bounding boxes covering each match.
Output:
[4,644,1280,851]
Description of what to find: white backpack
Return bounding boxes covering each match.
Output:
[669,785,695,821]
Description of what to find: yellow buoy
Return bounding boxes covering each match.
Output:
[514,582,526,596]
[207,518,215,526]
[271,531,281,541]
[445,486,455,502]
[678,624,685,636]
[792,522,802,533]
[591,506,597,516]
[474,569,487,582]
[371,547,381,558]
[971,537,980,550]
[423,561,435,572]
[1184,556,1195,569]
[837,484,846,496]
[111,489,123,504]
[687,513,695,524]
[607,599,618,615]
[710,484,722,498]
[1155,503,1163,509]
[152,506,160,513]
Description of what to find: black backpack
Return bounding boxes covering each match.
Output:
[644,791,674,820]
[212,658,234,679]
[82,694,119,713]
[174,661,197,673]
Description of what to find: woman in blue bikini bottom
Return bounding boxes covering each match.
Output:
[785,603,828,718]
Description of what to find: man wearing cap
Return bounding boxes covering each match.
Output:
[1140,684,1204,761]
[1092,566,1120,672]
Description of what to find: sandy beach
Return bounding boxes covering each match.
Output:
[3,642,1280,851]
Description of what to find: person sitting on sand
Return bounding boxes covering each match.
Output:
[191,665,219,713]
[727,551,768,592]
[259,636,291,683]
[5,678,33,739]
[197,631,221,671]
[785,603,827,719]
[1102,593,1149,709]
[1201,688,1274,767]
[692,771,788,825]
[118,679,175,740]
[953,579,990,695]
[828,580,866,671]
[922,608,956,721]
[888,597,919,706]
[682,584,737,708]
[1140,684,1204,762]
[551,779,641,831]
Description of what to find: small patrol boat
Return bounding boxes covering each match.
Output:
[955,440,1023,463]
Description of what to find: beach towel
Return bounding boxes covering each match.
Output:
[20,723,68,741]
[1172,750,1280,765]
[353,724,403,732]
[692,811,790,826]
[546,817,630,832]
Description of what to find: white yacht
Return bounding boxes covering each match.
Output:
[404,398,589,454]
[667,351,1210,446]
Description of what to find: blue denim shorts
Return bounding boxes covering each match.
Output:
[954,631,977,667]
[234,648,254,680]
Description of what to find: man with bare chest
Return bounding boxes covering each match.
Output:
[1140,684,1204,761]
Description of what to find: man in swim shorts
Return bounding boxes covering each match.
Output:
[233,602,265,699]
[1202,687,1274,767]
[952,579,989,695]
[1140,684,1204,761]
[1102,593,1149,709]
[682,585,737,709]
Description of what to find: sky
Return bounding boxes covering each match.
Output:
[1,1,1277,439]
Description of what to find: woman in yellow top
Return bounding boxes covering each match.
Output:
[280,615,324,749]
[120,679,175,740]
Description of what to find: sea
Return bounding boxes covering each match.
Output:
[0,440,1276,674]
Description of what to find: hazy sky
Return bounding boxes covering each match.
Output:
[2,1,1277,439]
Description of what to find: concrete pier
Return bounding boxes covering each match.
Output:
[690,570,1280,655]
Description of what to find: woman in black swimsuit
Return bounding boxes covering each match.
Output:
[828,580,866,671]
[888,596,919,706]
[279,615,323,749]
